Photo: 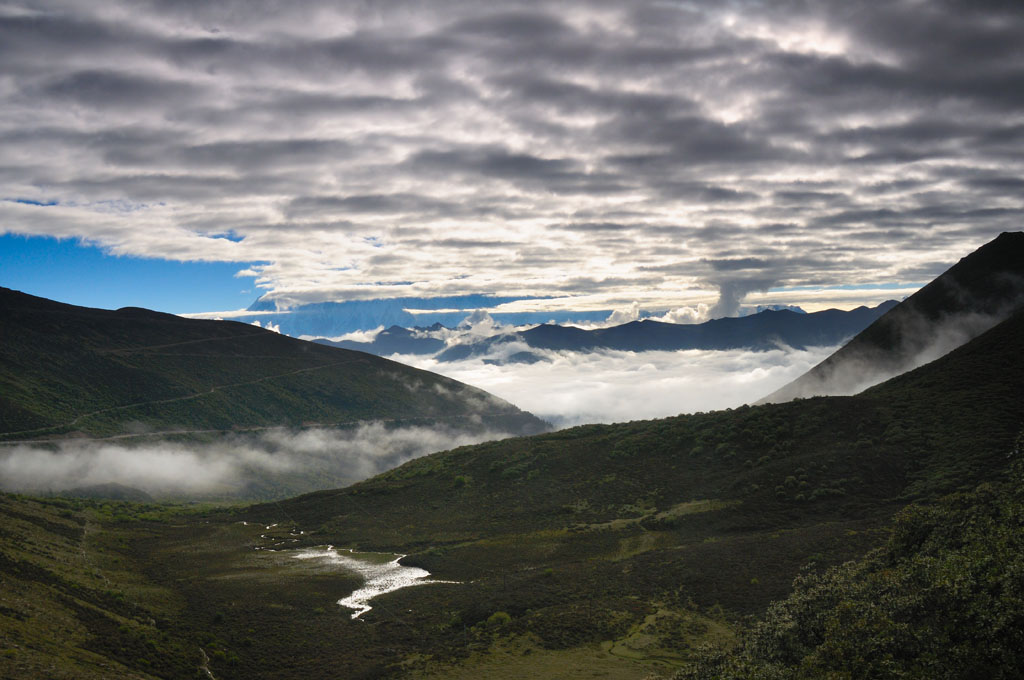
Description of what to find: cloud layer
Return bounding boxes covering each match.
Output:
[0,423,511,499]
[2,1,1022,312]
[402,344,839,428]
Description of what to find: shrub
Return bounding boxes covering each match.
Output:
[486,611,512,627]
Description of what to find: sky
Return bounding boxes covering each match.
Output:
[2,0,1022,318]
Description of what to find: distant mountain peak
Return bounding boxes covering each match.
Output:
[427,301,897,364]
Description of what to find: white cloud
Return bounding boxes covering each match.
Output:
[603,301,642,326]
[400,345,838,428]
[301,326,386,343]
[0,423,512,499]
[649,303,712,324]
[179,309,288,320]
[250,319,281,333]
[456,309,507,337]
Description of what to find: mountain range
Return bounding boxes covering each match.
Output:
[316,301,898,364]
[316,322,450,356]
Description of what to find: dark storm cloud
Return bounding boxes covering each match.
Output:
[430,237,521,249]
[179,139,354,170]
[0,12,128,57]
[653,182,760,204]
[961,176,1024,194]
[773,190,847,206]
[450,10,572,40]
[407,147,582,181]
[707,257,774,272]
[262,92,423,117]
[41,69,205,109]
[491,73,695,119]
[604,114,796,167]
[2,0,1023,313]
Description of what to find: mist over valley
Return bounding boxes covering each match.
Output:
[0,423,517,501]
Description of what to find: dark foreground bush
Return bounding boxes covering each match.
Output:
[675,437,1024,680]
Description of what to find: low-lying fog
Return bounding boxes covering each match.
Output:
[0,423,509,501]
[400,344,839,428]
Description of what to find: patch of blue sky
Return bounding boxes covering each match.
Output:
[0,233,265,314]
[10,198,59,207]
[210,231,245,243]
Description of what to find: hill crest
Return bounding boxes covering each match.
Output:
[0,287,547,440]
[761,231,1024,403]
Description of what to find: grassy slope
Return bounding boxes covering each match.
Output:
[216,308,1020,676]
[4,311,1021,679]
[273,308,1024,547]
[0,288,546,439]
[0,495,200,679]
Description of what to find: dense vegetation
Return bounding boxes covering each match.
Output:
[0,493,210,679]
[676,435,1024,679]
[0,287,545,439]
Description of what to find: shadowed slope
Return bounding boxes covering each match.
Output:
[0,288,547,439]
[760,231,1024,403]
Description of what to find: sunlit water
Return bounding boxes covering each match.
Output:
[293,546,449,618]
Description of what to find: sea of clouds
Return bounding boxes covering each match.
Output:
[400,343,839,428]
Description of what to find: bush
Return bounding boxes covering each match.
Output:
[674,458,1024,680]
[486,611,512,627]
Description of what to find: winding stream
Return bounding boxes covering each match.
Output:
[293,546,451,618]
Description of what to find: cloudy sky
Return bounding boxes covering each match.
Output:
[1,0,1022,317]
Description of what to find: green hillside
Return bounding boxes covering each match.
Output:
[219,308,1018,677]
[0,287,546,440]
[271,307,1024,542]
[2,307,1021,679]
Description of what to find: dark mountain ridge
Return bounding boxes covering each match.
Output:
[762,230,1024,403]
[0,287,546,440]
